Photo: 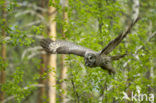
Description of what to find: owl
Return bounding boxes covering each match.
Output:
[40,18,139,74]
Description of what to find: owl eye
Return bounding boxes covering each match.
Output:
[89,56,93,59]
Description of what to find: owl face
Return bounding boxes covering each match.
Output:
[84,53,96,67]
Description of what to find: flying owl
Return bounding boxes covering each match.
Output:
[40,18,139,74]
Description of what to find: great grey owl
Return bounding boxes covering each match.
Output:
[40,18,139,74]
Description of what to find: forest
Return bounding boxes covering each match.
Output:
[0,0,156,103]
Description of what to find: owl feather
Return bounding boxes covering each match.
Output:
[40,17,139,74]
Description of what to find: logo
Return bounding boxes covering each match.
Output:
[122,86,154,102]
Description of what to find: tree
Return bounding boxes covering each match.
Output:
[0,0,7,102]
[38,0,47,103]
[60,0,68,103]
[0,0,155,103]
[48,0,57,103]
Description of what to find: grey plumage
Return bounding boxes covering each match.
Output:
[100,17,140,55]
[41,38,115,74]
[40,38,97,57]
[40,17,139,74]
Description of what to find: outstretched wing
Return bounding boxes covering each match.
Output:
[100,17,140,55]
[40,38,97,57]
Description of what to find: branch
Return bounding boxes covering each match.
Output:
[123,30,156,67]
[148,31,156,41]
[2,84,44,103]
[15,10,44,20]
[27,51,45,60]
[3,35,44,42]
[68,59,86,70]
[21,46,43,60]
[123,0,140,66]
[27,35,44,39]
[24,20,42,27]
[71,77,80,103]
[8,1,47,12]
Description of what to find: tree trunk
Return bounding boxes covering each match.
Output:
[38,0,47,103]
[0,0,7,102]
[132,0,139,20]
[48,0,57,103]
[38,54,47,103]
[125,1,139,102]
[60,0,68,103]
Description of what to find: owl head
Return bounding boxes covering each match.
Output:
[84,53,96,67]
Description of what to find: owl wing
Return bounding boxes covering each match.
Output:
[40,38,97,57]
[100,17,140,55]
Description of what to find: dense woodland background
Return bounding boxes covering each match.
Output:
[0,0,156,103]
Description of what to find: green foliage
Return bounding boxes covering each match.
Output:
[0,57,8,70]
[0,0,155,103]
[57,0,156,102]
[2,67,31,102]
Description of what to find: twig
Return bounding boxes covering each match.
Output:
[71,79,80,103]
[21,46,43,59]
[69,55,80,103]
[27,51,45,59]
[67,59,86,70]
[15,10,44,20]
[25,20,42,27]
[148,31,156,41]
[123,0,140,67]
[24,20,43,27]
[27,35,44,39]
[2,84,44,103]
[7,1,47,12]
[3,35,44,42]
[124,30,155,67]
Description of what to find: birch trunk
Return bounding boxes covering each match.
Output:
[60,0,68,103]
[124,0,139,102]
[48,1,57,103]
[132,0,139,20]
